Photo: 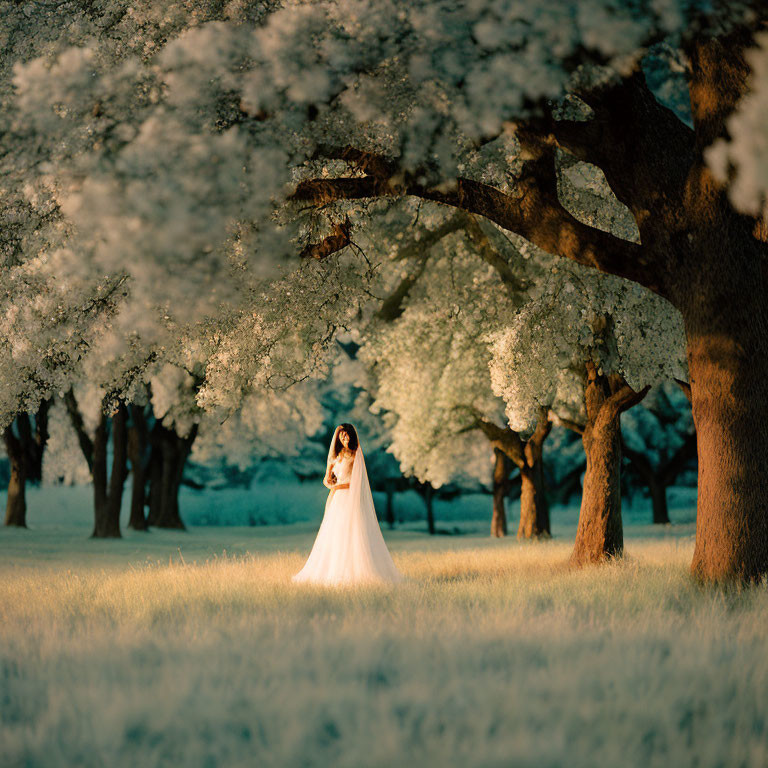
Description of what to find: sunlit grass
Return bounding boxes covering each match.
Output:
[2,534,767,768]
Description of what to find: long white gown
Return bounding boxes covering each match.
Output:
[292,438,403,586]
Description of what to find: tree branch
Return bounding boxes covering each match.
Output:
[529,406,553,448]
[63,389,94,473]
[608,382,650,414]
[555,415,585,435]
[298,217,351,260]
[377,215,465,322]
[291,150,657,292]
[674,378,692,403]
[461,213,528,299]
[453,405,525,467]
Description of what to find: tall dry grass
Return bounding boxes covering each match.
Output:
[1,535,767,768]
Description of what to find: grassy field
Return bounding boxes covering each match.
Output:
[1,512,767,768]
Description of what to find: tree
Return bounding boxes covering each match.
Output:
[621,382,696,525]
[488,264,687,564]
[0,260,126,527]
[5,2,768,579]
[285,6,768,581]
[359,232,554,538]
[2,402,49,526]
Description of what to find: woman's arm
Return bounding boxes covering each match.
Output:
[323,464,336,489]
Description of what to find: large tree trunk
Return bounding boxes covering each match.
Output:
[685,296,768,582]
[3,428,27,527]
[570,363,648,567]
[148,422,198,530]
[127,405,149,531]
[91,403,128,539]
[491,447,510,537]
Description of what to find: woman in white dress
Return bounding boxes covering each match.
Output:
[292,423,403,586]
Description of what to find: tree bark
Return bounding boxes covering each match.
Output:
[91,402,128,539]
[491,447,510,537]
[3,403,50,527]
[3,427,27,527]
[127,405,149,531]
[572,407,624,565]
[517,426,551,539]
[685,297,768,582]
[148,422,198,530]
[570,363,648,566]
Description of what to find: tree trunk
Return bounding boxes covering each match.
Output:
[517,462,551,539]
[64,389,94,473]
[106,403,128,528]
[470,406,552,540]
[385,478,396,529]
[3,428,27,527]
[416,481,435,535]
[571,414,624,565]
[649,476,670,526]
[491,447,509,537]
[3,403,50,527]
[570,362,648,567]
[151,423,198,530]
[685,298,768,582]
[146,422,163,526]
[622,442,671,525]
[516,413,552,540]
[91,403,128,539]
[127,405,149,531]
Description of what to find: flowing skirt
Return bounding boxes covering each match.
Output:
[292,488,403,586]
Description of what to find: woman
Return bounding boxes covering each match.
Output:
[292,423,403,586]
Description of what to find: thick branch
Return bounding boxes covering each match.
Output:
[377,215,465,322]
[63,389,94,473]
[456,405,525,468]
[556,416,585,435]
[529,406,553,448]
[291,158,656,291]
[298,217,351,260]
[607,382,651,414]
[675,378,692,403]
[461,214,527,299]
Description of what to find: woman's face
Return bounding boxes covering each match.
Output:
[339,429,350,448]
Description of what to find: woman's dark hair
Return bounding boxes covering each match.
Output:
[333,423,358,455]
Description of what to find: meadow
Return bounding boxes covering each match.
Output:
[1,495,767,768]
